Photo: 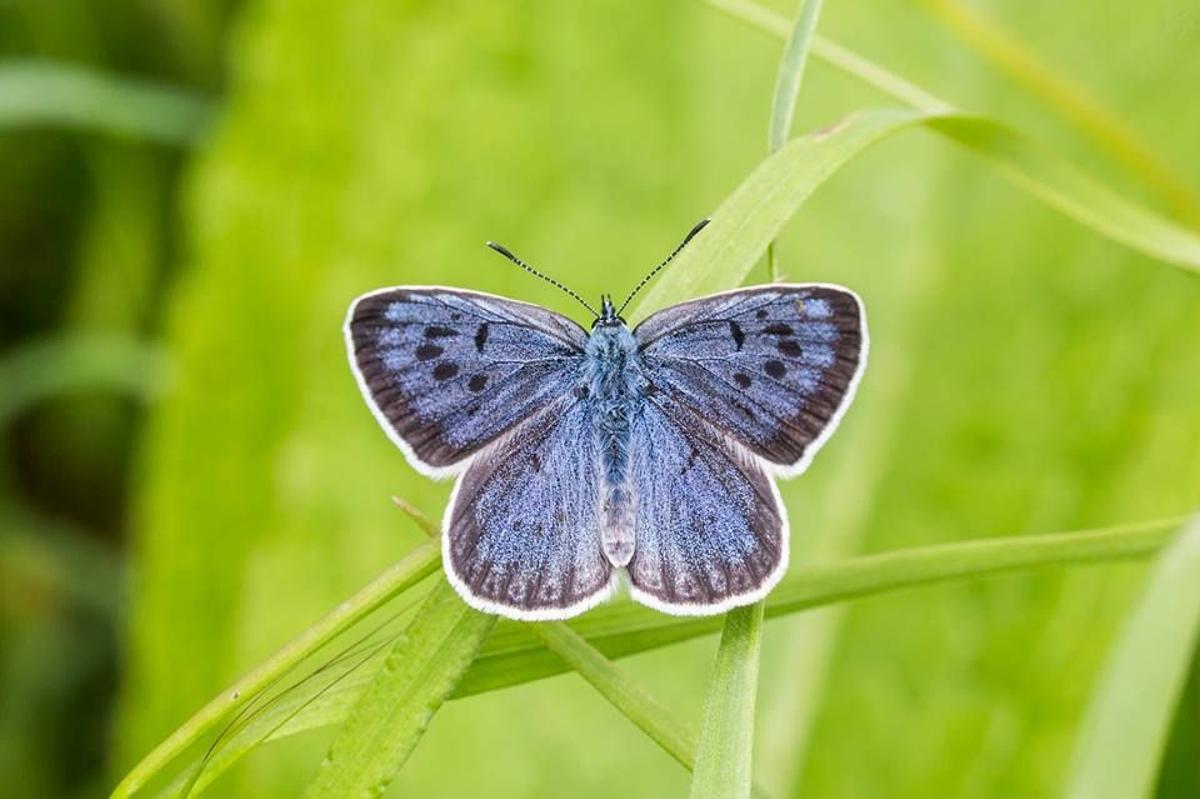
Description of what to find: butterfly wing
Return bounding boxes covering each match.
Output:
[625,399,785,613]
[443,396,615,619]
[635,285,867,476]
[346,287,587,476]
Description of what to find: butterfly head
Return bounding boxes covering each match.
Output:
[593,294,626,329]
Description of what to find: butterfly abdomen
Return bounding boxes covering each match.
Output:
[585,323,643,567]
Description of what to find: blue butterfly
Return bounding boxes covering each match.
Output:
[345,222,867,620]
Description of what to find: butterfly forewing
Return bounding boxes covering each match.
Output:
[444,396,616,619]
[346,287,587,473]
[635,285,867,475]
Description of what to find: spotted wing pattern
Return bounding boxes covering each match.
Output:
[346,287,586,474]
[444,396,615,619]
[635,285,867,475]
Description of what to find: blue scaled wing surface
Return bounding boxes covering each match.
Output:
[345,287,586,475]
[346,287,612,618]
[443,396,615,619]
[628,285,867,612]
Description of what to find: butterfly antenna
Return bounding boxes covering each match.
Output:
[486,241,599,317]
[617,218,710,315]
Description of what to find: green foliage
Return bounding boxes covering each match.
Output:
[0,60,213,144]
[527,622,699,770]
[115,514,1182,794]
[691,603,765,799]
[102,0,1200,797]
[303,580,494,798]
[0,336,166,426]
[1066,517,1200,799]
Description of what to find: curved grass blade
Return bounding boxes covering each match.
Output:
[689,603,765,799]
[111,540,441,798]
[1066,516,1200,799]
[165,589,431,798]
[528,622,698,769]
[631,108,1200,326]
[302,578,494,798]
[765,0,824,282]
[145,515,1185,794]
[692,1,1200,283]
[462,516,1185,695]
[920,0,1200,223]
[766,0,823,155]
[0,60,213,146]
[0,335,167,427]
[706,0,948,110]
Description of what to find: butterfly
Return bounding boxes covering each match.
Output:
[345,221,867,620]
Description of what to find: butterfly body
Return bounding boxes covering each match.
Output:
[585,295,644,567]
[347,282,867,620]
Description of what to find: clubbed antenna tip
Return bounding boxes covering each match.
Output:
[486,240,599,317]
[617,218,711,315]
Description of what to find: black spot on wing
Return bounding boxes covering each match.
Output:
[415,343,443,361]
[729,321,745,351]
[425,325,458,338]
[777,339,802,357]
[433,362,459,381]
[764,360,786,379]
[468,374,488,392]
[474,323,489,353]
[733,373,751,389]
[755,308,768,320]
[763,323,793,336]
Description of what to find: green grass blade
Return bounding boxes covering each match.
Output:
[920,0,1200,223]
[528,623,698,769]
[146,516,1183,795]
[925,115,1200,273]
[461,516,1183,695]
[630,109,1199,327]
[111,540,441,798]
[1065,517,1200,799]
[689,603,765,799]
[0,60,213,146]
[0,335,167,427]
[629,108,923,319]
[765,0,823,281]
[705,0,948,109]
[767,0,824,155]
[303,579,495,798]
[119,515,1180,791]
[696,1,1200,278]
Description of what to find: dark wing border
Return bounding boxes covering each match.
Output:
[634,283,868,479]
[344,285,587,479]
[626,400,789,617]
[440,398,620,621]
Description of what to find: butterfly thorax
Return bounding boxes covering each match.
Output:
[585,318,642,567]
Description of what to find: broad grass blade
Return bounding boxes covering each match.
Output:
[1066,517,1200,799]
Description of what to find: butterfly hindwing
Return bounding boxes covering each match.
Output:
[626,399,785,612]
[635,285,867,475]
[346,287,587,474]
[444,396,615,619]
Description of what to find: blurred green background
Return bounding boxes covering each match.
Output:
[2,0,1199,796]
